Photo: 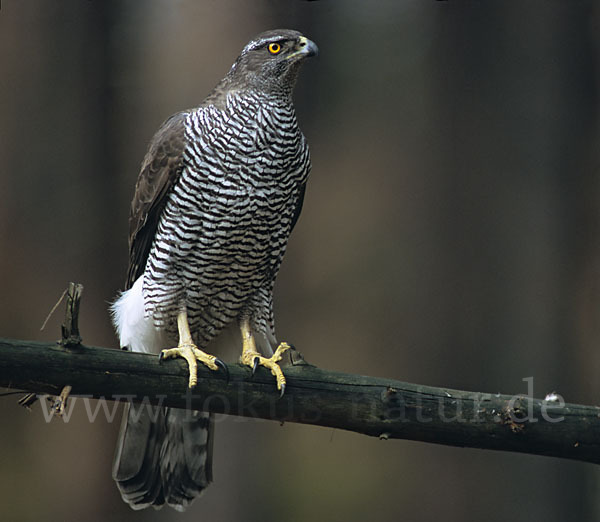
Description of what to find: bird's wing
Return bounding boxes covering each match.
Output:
[290,182,306,233]
[126,112,188,289]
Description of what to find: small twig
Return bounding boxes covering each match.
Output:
[60,282,83,347]
[51,385,72,416]
[21,283,84,412]
[50,282,84,415]
[18,283,84,411]
[40,287,68,331]
[17,392,38,410]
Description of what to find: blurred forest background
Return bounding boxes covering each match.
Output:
[1,1,599,521]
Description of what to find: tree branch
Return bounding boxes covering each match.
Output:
[1,336,599,464]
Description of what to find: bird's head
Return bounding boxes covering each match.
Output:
[225,29,318,97]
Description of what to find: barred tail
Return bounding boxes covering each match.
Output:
[113,403,214,511]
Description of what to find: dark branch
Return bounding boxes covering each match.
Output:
[1,336,599,464]
[60,282,83,347]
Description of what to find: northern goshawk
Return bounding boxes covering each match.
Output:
[111,29,317,510]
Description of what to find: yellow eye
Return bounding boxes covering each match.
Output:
[268,42,282,54]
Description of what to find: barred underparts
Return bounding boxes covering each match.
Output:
[110,29,317,511]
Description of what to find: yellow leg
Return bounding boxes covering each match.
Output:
[239,318,291,396]
[160,310,226,388]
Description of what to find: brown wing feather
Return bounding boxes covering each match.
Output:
[126,112,189,289]
[290,183,306,233]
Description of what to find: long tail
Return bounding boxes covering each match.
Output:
[112,403,214,511]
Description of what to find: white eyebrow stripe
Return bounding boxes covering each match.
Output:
[242,37,288,55]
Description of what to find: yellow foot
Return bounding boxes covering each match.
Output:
[159,342,226,388]
[241,342,293,397]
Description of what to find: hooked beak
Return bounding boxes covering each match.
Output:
[288,36,319,60]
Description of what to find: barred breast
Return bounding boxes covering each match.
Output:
[142,90,310,347]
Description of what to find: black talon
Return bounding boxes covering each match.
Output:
[251,356,260,375]
[279,382,286,398]
[215,358,229,383]
[158,352,165,363]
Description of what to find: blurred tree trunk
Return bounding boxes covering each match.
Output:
[429,3,600,520]
[0,1,118,333]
